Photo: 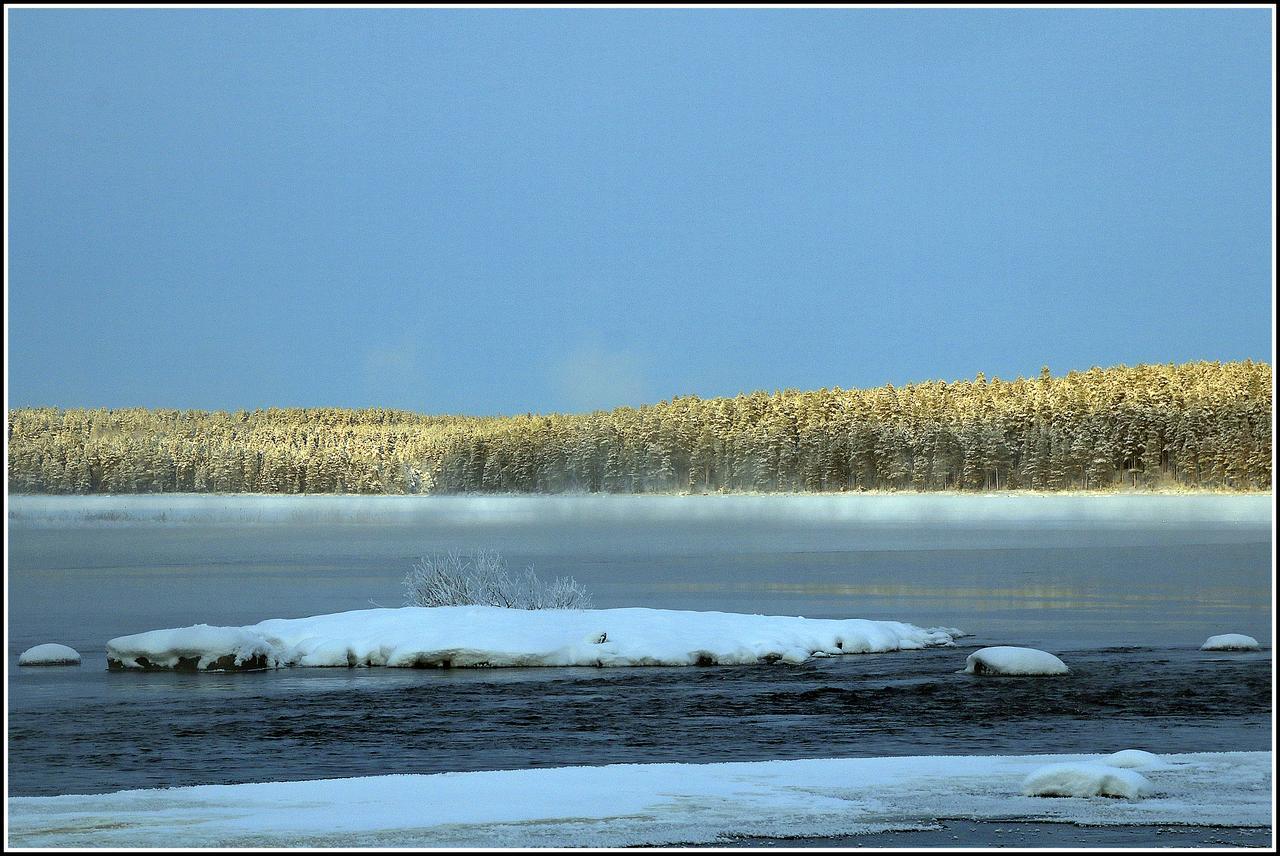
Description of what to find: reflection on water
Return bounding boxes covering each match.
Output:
[661,580,1269,610]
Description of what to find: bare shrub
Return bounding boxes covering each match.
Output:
[403,549,593,610]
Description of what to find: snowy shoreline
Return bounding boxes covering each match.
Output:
[8,751,1270,847]
[105,606,966,670]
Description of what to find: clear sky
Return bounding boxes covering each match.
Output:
[7,8,1274,416]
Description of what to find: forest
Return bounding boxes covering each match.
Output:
[6,361,1272,495]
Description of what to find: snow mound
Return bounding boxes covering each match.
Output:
[1104,750,1172,770]
[1022,763,1154,799]
[1200,634,1260,651]
[105,606,966,671]
[963,646,1068,676]
[18,643,81,666]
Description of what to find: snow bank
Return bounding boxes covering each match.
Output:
[8,751,1269,848]
[1201,634,1261,651]
[17,643,81,666]
[105,606,966,671]
[1022,763,1154,799]
[963,646,1069,676]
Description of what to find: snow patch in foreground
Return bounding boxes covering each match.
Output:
[1022,763,1153,799]
[17,644,81,666]
[963,646,1068,676]
[105,606,966,670]
[1201,634,1261,651]
[7,751,1268,848]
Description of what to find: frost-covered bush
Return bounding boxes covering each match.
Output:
[403,549,593,610]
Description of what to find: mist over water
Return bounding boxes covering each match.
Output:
[9,492,1272,529]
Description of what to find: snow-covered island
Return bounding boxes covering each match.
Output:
[105,606,966,671]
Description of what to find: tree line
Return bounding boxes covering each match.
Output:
[6,360,1272,495]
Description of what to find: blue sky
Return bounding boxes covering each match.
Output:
[7,8,1273,415]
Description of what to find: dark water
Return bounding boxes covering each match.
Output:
[719,821,1273,848]
[8,646,1271,797]
[6,495,1274,799]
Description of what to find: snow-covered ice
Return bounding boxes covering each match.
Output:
[1104,750,1173,770]
[963,646,1069,676]
[7,751,1269,847]
[1201,634,1261,651]
[1022,763,1154,799]
[17,643,81,666]
[105,606,966,670]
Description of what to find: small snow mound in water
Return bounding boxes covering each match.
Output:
[18,643,81,666]
[963,646,1068,676]
[1201,634,1260,651]
[1022,763,1153,799]
[1104,750,1171,770]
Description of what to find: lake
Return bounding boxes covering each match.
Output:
[6,493,1273,798]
